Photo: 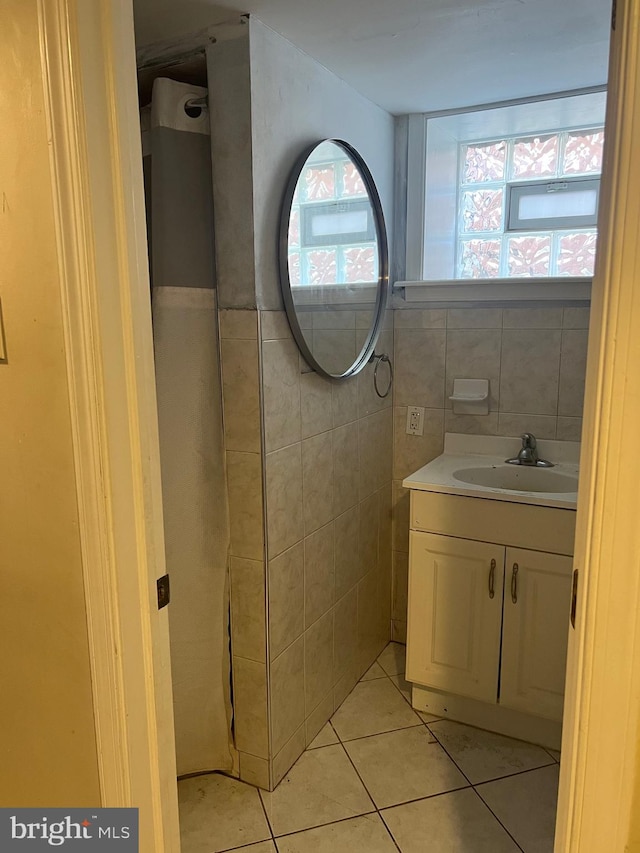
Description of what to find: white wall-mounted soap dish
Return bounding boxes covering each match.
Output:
[449,378,490,415]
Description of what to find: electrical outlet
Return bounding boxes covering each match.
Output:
[406,405,425,436]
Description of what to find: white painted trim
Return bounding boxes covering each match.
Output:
[405,114,427,280]
[422,94,607,147]
[38,0,129,806]
[38,1,180,849]
[395,277,591,303]
[421,85,608,120]
[556,0,640,849]
[411,685,562,751]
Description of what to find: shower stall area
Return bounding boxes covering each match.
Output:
[141,75,235,779]
[138,18,395,795]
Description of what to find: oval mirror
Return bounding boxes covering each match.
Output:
[279,139,389,379]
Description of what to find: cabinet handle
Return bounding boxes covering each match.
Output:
[488,558,496,599]
[511,562,519,604]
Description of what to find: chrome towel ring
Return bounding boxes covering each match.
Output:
[371,352,393,398]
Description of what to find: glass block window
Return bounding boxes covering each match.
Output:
[457,127,604,278]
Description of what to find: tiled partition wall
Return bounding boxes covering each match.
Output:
[208,16,396,792]
[219,307,394,790]
[218,309,267,788]
[391,304,589,642]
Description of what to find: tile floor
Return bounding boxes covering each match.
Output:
[179,642,560,853]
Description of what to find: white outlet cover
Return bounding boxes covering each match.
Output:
[406,406,425,436]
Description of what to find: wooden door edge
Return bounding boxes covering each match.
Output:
[556,1,640,850]
[38,1,180,849]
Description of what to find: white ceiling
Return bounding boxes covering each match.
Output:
[133,0,612,115]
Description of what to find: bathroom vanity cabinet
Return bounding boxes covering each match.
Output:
[405,488,576,747]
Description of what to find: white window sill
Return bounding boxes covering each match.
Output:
[394,277,591,303]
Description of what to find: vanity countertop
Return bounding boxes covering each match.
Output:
[403,433,580,510]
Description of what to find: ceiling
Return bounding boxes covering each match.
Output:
[132,0,612,115]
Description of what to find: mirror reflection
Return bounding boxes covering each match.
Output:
[280,139,387,378]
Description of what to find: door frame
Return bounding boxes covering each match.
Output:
[39,0,640,850]
[38,1,180,849]
[555,0,640,849]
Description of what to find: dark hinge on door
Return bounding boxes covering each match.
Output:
[157,574,171,609]
[570,569,579,628]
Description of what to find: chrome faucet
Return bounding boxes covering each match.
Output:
[505,433,554,467]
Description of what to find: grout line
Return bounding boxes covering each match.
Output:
[469,786,526,853]
[425,724,556,788]
[378,665,404,679]
[361,671,388,682]
[271,809,378,842]
[416,719,443,740]
[237,657,551,851]
[377,783,472,813]
[377,665,446,730]
[443,322,449,419]
[257,787,277,843]
[422,730,475,788]
[416,715,445,730]
[471,759,557,788]
[385,671,439,729]
[543,747,561,763]
[220,835,276,853]
[304,740,341,752]
[427,714,560,750]
[555,327,564,438]
[262,652,553,849]
[332,675,472,824]
[335,735,390,838]
[378,813,403,852]
[496,321,504,429]
[336,723,426,747]
[268,626,304,668]
[261,772,517,847]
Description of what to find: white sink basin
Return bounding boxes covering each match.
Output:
[452,465,578,494]
[403,434,580,509]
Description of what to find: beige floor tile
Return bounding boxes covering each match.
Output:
[330,678,422,741]
[259,744,374,836]
[179,773,271,853]
[546,748,561,762]
[344,726,467,809]
[307,723,339,749]
[227,844,276,853]
[360,661,386,680]
[276,814,397,852]
[476,764,560,853]
[390,673,412,703]
[382,788,520,853]
[417,709,443,724]
[376,641,406,676]
[428,720,555,784]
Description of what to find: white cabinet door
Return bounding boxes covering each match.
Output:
[406,531,504,703]
[501,547,573,721]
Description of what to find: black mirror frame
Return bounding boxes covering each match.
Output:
[278,139,389,380]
